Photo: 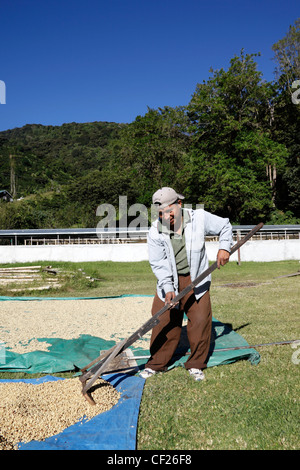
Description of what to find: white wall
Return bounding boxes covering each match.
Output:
[0,239,299,264]
[206,239,300,262]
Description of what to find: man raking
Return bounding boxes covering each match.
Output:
[140,187,233,381]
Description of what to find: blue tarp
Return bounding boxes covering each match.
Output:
[1,373,145,450]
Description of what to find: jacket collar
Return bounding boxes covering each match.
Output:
[157,209,191,235]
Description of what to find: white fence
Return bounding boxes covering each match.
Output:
[0,239,299,264]
[0,225,299,246]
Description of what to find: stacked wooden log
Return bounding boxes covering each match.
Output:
[0,266,61,292]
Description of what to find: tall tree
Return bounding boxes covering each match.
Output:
[272,18,300,93]
[271,19,300,219]
[114,106,190,206]
[182,50,287,223]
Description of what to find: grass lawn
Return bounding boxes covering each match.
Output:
[137,260,300,450]
[0,260,156,298]
[0,259,299,450]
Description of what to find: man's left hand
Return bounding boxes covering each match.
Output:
[217,249,230,269]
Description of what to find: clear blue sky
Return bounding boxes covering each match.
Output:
[0,0,298,132]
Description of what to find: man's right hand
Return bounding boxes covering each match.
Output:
[165,291,178,307]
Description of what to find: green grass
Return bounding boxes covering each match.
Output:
[0,259,299,449]
[0,260,156,297]
[138,349,299,450]
[137,260,300,450]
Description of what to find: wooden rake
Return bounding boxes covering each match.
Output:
[79,222,264,405]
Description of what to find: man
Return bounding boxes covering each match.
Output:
[140,187,232,381]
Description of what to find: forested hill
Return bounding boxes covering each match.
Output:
[0,120,134,229]
[0,46,300,228]
[0,121,124,194]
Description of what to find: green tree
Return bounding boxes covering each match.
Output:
[271,18,300,219]
[114,106,190,207]
[272,18,300,91]
[183,50,288,223]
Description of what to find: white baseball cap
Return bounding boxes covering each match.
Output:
[152,187,185,209]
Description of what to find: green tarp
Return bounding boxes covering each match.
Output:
[0,294,260,373]
[0,335,116,373]
[0,295,124,301]
[0,321,260,374]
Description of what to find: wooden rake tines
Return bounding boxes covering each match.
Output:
[80,339,127,405]
[79,222,264,405]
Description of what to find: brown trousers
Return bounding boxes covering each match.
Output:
[146,274,212,371]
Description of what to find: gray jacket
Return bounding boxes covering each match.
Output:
[147,208,233,301]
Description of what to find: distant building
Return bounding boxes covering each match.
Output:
[0,190,13,202]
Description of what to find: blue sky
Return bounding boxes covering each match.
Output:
[0,0,298,132]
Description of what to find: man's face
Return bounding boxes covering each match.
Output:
[159,200,182,230]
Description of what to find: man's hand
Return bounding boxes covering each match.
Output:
[165,291,178,307]
[217,249,230,269]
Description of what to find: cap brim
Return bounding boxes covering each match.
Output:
[153,194,185,210]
